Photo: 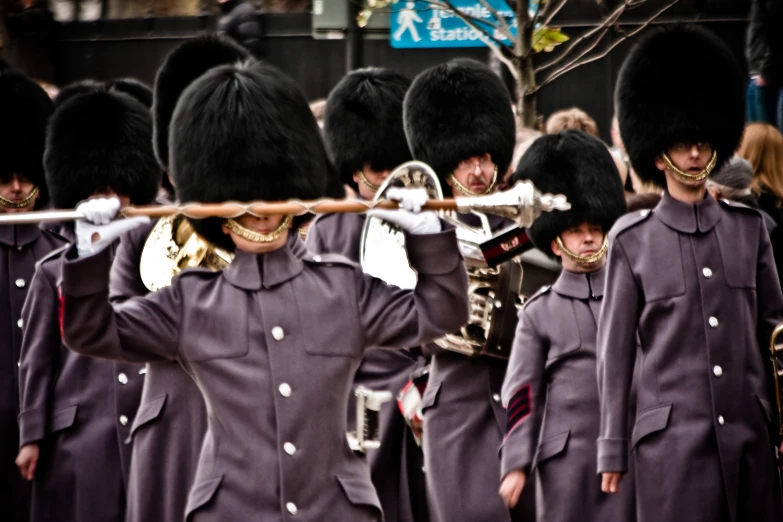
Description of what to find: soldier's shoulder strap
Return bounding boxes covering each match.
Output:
[302,252,359,269]
[39,243,70,266]
[610,208,653,238]
[522,285,552,310]
[718,198,764,217]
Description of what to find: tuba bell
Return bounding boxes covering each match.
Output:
[139,214,233,291]
[360,161,556,360]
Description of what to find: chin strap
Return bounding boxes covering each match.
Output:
[224,215,293,243]
[661,150,717,182]
[449,165,498,197]
[356,170,381,193]
[0,186,39,209]
[555,235,608,265]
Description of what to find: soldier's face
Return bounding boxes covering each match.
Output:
[353,164,391,200]
[449,153,495,195]
[222,213,290,254]
[551,222,606,273]
[0,173,38,214]
[655,142,713,188]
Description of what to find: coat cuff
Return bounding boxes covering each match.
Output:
[499,433,533,480]
[597,438,628,474]
[405,226,462,275]
[18,409,46,447]
[62,245,112,297]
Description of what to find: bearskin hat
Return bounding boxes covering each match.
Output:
[512,130,626,258]
[170,62,329,251]
[323,67,412,187]
[53,79,102,108]
[0,69,54,207]
[615,24,745,188]
[44,89,159,209]
[403,58,515,187]
[107,78,153,108]
[153,33,251,170]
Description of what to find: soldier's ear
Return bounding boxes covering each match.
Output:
[550,238,561,258]
[654,155,666,172]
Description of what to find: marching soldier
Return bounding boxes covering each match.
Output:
[498,130,634,521]
[16,82,158,522]
[403,58,536,522]
[598,24,783,521]
[112,34,250,522]
[307,67,430,522]
[59,60,469,521]
[0,67,66,522]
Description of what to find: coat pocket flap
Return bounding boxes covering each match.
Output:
[337,475,382,511]
[631,403,672,449]
[185,475,224,521]
[756,394,774,426]
[420,381,441,413]
[534,430,570,466]
[126,394,167,442]
[50,405,78,433]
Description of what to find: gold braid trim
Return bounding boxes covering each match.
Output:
[0,186,39,209]
[224,215,293,243]
[661,150,717,182]
[555,234,608,265]
[449,165,498,197]
[356,170,381,193]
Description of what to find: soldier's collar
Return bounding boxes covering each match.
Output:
[655,191,722,234]
[223,234,306,290]
[553,265,606,300]
[0,223,42,247]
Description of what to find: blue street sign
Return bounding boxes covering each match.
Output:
[390,0,517,49]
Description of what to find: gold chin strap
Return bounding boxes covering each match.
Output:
[0,186,39,209]
[555,234,609,265]
[449,165,498,197]
[661,150,718,182]
[224,215,293,243]
[356,170,381,193]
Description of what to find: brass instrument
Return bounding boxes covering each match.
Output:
[360,161,565,360]
[139,215,232,291]
[770,323,783,437]
[347,386,393,455]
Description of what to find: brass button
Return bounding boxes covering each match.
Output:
[702,267,713,279]
[17,318,23,329]
[272,326,285,341]
[279,383,292,398]
[492,393,501,403]
[286,502,298,515]
[313,255,322,262]
[284,442,296,455]
[713,365,723,377]
[15,278,25,288]
[119,415,128,426]
[118,373,128,385]
[708,317,719,328]
[718,415,725,426]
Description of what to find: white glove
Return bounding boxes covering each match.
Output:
[75,198,150,257]
[367,187,441,235]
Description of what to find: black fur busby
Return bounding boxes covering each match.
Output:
[107,78,153,108]
[403,58,515,186]
[0,69,54,207]
[44,89,159,210]
[512,130,626,258]
[170,62,329,251]
[53,79,102,108]
[323,67,412,187]
[153,33,251,170]
[615,24,745,188]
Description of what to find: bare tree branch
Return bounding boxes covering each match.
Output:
[541,0,569,27]
[477,0,515,42]
[534,0,628,72]
[532,0,681,93]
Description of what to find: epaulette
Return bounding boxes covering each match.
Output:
[522,285,551,310]
[718,198,763,217]
[302,252,359,269]
[610,208,653,237]
[177,267,222,280]
[37,243,70,267]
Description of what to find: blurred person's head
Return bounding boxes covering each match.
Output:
[706,156,754,202]
[738,123,783,201]
[545,108,599,137]
[610,115,625,155]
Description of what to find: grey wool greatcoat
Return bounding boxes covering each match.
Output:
[60,228,468,522]
[18,245,144,522]
[108,220,208,522]
[501,267,635,522]
[597,192,783,522]
[421,213,539,522]
[0,224,66,522]
[306,211,430,522]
